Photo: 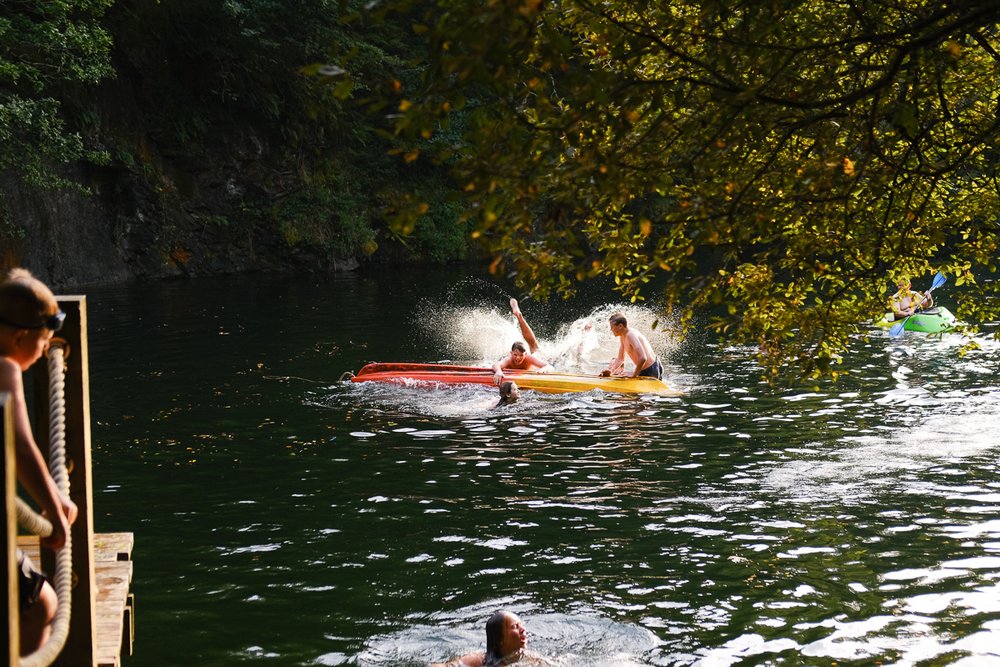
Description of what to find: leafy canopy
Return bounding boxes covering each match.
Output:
[0,0,113,191]
[366,0,1000,377]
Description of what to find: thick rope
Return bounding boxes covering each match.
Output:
[21,343,72,667]
[14,497,52,538]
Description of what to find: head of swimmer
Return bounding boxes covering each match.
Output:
[485,610,527,661]
[497,381,520,406]
[510,341,527,364]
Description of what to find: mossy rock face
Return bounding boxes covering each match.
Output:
[1,0,469,288]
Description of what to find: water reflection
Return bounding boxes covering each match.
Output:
[80,273,1000,666]
[357,612,663,666]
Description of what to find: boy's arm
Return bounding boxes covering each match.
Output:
[603,339,626,375]
[492,355,511,384]
[625,332,648,377]
[613,339,626,370]
[526,354,551,371]
[1,360,71,550]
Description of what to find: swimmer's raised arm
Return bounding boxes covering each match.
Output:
[524,353,551,371]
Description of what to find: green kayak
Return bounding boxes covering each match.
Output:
[875,306,957,333]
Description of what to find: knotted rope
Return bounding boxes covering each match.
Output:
[19,340,72,667]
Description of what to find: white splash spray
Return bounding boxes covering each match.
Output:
[420,299,682,374]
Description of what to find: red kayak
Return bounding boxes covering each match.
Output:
[348,362,680,396]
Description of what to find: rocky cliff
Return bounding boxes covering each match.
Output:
[1,127,362,291]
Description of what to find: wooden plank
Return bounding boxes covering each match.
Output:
[93,561,131,667]
[124,594,134,656]
[2,396,17,665]
[34,297,99,666]
[17,531,133,667]
[92,532,134,562]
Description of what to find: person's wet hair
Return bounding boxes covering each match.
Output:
[609,312,627,326]
[511,341,527,353]
[494,381,519,409]
[483,611,507,666]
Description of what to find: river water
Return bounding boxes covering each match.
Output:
[82,268,1000,666]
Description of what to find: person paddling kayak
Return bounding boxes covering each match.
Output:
[889,276,934,320]
[492,299,553,385]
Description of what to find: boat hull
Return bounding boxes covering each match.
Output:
[349,362,680,396]
[875,306,957,333]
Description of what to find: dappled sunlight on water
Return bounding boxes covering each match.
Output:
[81,273,1000,666]
[357,612,663,667]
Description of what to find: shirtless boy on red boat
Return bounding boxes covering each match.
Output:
[492,299,553,385]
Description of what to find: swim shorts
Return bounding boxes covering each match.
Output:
[638,359,663,380]
[18,549,46,611]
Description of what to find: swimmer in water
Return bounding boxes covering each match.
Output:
[432,610,546,666]
[493,381,520,409]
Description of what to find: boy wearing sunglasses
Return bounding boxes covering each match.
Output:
[0,268,76,654]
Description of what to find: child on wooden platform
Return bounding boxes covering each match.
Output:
[0,268,77,654]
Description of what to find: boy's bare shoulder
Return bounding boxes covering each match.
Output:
[0,355,20,389]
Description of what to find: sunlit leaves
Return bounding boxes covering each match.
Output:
[375,0,1000,377]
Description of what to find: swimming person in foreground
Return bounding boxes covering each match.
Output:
[0,268,78,654]
[431,610,547,666]
[601,311,662,379]
[492,298,553,386]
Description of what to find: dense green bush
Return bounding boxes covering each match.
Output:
[270,185,376,258]
[1,0,474,266]
[0,1,113,206]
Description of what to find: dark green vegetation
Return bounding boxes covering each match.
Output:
[0,0,113,236]
[361,0,1000,376]
[4,2,1000,375]
[0,0,468,277]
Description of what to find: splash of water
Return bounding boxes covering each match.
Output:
[416,296,682,373]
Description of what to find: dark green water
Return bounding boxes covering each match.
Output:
[85,269,1000,666]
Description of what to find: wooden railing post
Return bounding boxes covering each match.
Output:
[33,297,97,666]
[2,394,17,665]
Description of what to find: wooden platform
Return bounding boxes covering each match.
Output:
[18,532,134,667]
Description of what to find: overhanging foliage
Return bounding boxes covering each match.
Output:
[357,0,1000,377]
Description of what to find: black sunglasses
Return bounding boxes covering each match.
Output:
[0,311,65,332]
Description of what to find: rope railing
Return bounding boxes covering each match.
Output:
[17,341,72,667]
[13,497,52,538]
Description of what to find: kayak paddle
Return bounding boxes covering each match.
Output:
[889,272,947,338]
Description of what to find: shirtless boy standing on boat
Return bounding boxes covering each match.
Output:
[492,299,553,385]
[601,312,662,379]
